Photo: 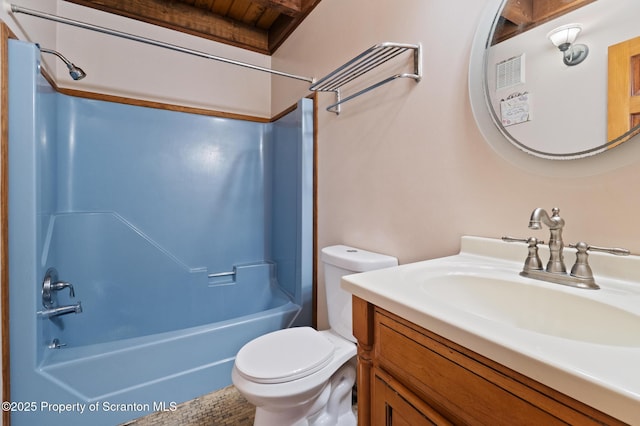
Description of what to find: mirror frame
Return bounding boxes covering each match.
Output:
[469,0,640,176]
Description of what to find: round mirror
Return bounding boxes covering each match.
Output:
[470,0,640,164]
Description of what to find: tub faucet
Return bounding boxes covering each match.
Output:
[528,207,566,273]
[38,302,82,318]
[40,268,83,318]
[42,267,78,308]
[50,281,75,298]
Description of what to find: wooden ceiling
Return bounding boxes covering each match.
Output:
[492,0,595,45]
[63,0,322,55]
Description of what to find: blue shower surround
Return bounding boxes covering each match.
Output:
[7,40,313,425]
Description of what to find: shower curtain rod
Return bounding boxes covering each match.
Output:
[9,4,315,84]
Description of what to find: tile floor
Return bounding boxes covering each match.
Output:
[121,386,255,426]
[122,384,358,426]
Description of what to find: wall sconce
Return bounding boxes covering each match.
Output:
[547,23,589,66]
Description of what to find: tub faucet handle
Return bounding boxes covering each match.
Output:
[51,281,75,298]
[42,268,78,309]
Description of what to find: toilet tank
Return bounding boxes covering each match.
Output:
[321,245,398,342]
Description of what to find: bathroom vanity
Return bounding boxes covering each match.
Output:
[342,236,640,425]
[352,297,624,425]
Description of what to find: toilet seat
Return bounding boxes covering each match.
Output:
[235,327,335,384]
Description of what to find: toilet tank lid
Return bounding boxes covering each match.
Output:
[321,245,398,272]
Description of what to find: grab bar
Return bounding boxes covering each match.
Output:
[207,269,236,279]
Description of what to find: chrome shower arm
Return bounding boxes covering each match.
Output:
[39,47,72,67]
[37,45,87,80]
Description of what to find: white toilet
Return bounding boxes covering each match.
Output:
[232,245,398,426]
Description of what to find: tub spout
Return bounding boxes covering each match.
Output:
[38,302,82,318]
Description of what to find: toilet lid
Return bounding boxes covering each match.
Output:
[235,327,335,384]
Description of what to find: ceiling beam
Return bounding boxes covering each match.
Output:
[532,0,595,22]
[252,0,301,17]
[501,0,533,25]
[64,0,270,54]
[268,0,320,52]
[495,0,596,45]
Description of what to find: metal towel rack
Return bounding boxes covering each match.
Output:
[309,42,422,114]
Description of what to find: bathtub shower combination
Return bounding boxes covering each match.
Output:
[7,40,314,426]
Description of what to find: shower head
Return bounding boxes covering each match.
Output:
[38,46,86,80]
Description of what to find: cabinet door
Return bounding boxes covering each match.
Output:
[372,369,452,426]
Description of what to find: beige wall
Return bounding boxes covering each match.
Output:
[272,0,640,328]
[1,1,277,117]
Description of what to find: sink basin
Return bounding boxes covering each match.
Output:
[419,272,640,347]
[341,236,640,425]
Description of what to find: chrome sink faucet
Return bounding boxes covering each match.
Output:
[503,207,630,289]
[528,207,566,274]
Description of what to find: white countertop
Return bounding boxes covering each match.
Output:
[341,236,640,424]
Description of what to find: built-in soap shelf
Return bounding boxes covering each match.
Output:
[309,42,422,114]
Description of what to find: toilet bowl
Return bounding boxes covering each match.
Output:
[232,245,398,426]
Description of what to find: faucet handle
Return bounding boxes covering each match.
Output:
[568,242,594,281]
[501,236,544,245]
[502,236,545,272]
[568,242,630,283]
[568,242,630,257]
[51,281,75,298]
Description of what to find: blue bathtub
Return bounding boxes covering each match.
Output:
[7,40,313,425]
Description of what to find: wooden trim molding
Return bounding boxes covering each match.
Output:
[55,85,274,123]
[1,21,17,426]
[352,296,374,426]
[310,92,318,330]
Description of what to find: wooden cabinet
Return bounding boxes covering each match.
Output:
[372,368,452,426]
[353,296,626,426]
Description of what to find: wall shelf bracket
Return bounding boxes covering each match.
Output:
[309,42,422,114]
